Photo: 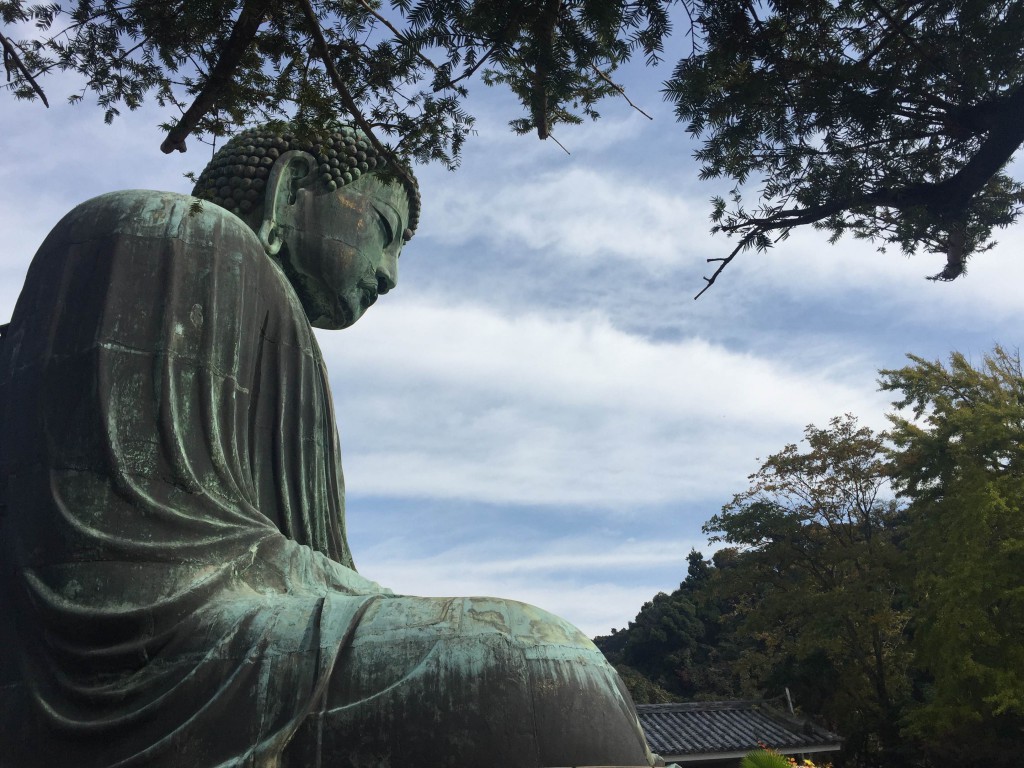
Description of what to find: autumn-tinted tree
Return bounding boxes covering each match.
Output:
[603,372,1023,766]
[704,415,911,765]
[666,0,1024,295]
[882,346,1024,767]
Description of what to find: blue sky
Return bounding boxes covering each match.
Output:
[2,57,1023,638]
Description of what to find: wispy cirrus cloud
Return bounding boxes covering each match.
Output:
[428,165,709,268]
[318,297,890,509]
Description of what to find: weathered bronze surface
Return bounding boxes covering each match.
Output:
[0,128,656,768]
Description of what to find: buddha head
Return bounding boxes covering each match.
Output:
[191,124,420,329]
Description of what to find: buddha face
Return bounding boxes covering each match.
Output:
[275,174,409,329]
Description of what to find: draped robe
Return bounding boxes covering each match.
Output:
[0,190,388,766]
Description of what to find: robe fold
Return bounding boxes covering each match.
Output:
[0,190,388,767]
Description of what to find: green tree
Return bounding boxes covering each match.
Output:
[882,346,1024,766]
[674,548,752,699]
[594,548,751,702]
[620,590,702,672]
[665,0,1024,295]
[704,415,911,765]
[0,0,670,165]
[594,587,702,699]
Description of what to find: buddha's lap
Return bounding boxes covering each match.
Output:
[283,594,653,767]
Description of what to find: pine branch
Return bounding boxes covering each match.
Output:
[700,89,1024,297]
[441,45,495,89]
[160,0,268,152]
[296,0,415,190]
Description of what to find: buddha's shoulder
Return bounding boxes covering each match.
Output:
[53,189,259,249]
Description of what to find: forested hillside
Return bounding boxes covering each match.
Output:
[596,349,1024,768]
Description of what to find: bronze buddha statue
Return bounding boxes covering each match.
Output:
[0,125,657,768]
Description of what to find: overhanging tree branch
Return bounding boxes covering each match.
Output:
[531,0,562,139]
[352,0,441,75]
[0,29,49,107]
[296,0,415,191]
[160,0,268,153]
[590,64,653,120]
[698,84,1024,294]
[694,228,790,300]
[441,45,495,89]
[927,84,1024,213]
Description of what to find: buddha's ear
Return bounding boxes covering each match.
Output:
[258,150,318,257]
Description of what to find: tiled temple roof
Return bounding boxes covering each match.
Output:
[637,700,842,761]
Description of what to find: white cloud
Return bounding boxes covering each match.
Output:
[428,166,708,268]
[318,297,890,508]
[726,221,1024,322]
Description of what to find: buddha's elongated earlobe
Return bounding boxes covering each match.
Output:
[258,150,317,257]
[257,220,282,257]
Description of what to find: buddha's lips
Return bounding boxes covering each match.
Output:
[358,279,378,308]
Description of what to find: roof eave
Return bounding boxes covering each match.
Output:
[660,743,843,763]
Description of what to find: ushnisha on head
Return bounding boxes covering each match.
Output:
[192,124,420,330]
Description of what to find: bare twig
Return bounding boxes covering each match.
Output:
[547,132,570,154]
[695,228,791,299]
[0,29,49,107]
[589,64,652,120]
[694,238,748,299]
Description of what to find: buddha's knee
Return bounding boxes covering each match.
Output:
[481,597,654,767]
[310,595,654,767]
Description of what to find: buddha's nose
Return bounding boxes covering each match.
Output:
[376,268,396,295]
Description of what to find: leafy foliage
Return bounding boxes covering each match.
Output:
[665,0,1024,294]
[4,1,1023,288]
[882,346,1024,761]
[0,0,671,167]
[594,548,752,702]
[602,352,1024,767]
[704,415,911,764]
